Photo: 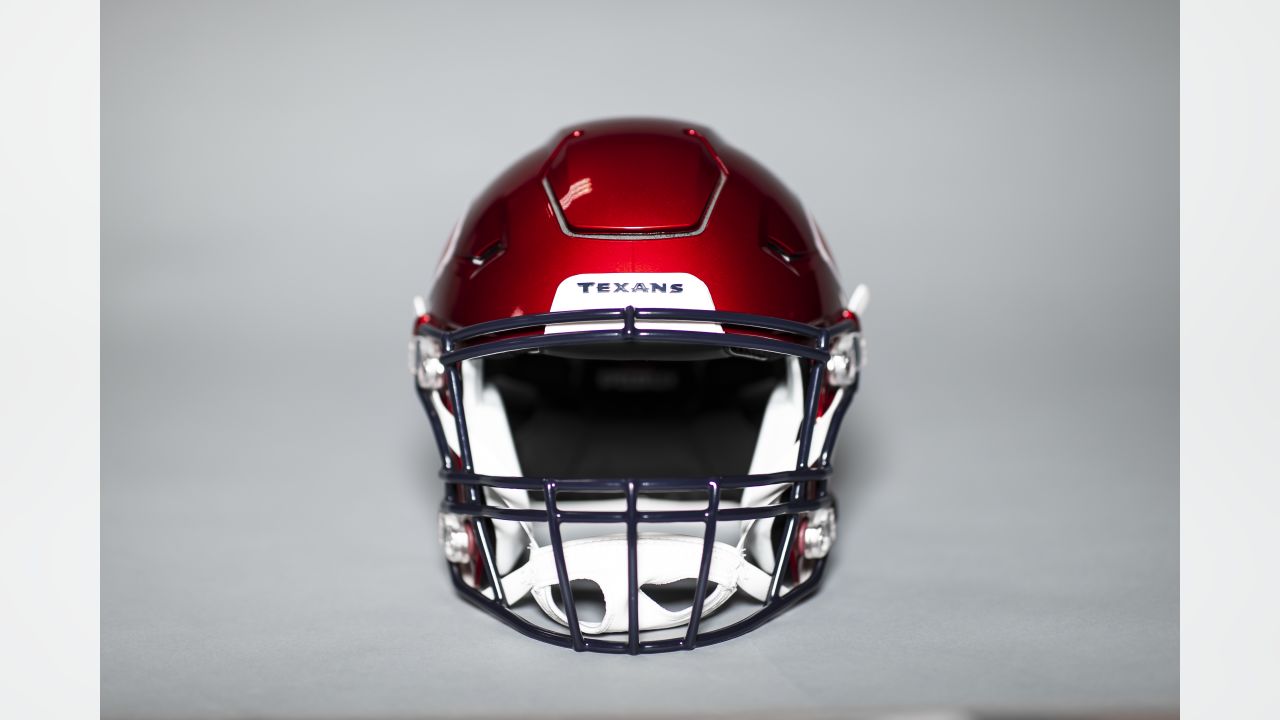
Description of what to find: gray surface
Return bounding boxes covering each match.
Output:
[102,0,1178,717]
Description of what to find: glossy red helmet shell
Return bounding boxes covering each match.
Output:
[412,119,869,652]
[427,118,851,332]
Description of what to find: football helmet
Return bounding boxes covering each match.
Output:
[409,119,868,653]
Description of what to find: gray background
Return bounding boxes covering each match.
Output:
[102,0,1178,717]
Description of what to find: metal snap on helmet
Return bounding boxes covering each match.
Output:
[409,118,869,653]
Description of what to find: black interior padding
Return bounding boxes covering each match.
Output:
[484,348,785,478]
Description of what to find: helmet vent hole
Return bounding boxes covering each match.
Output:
[761,238,807,275]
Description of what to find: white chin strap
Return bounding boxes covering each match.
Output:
[492,533,772,635]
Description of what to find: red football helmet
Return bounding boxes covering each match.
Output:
[410,118,868,653]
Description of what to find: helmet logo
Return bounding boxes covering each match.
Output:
[575,281,684,294]
[548,272,721,334]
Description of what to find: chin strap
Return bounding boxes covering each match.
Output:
[484,533,772,635]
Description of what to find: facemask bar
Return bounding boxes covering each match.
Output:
[412,305,862,654]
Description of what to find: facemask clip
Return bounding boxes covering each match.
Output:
[409,335,446,390]
[438,512,473,565]
[826,332,865,387]
[802,507,837,559]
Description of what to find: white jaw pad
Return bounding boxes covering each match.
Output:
[495,533,771,635]
[743,358,835,573]
[456,360,532,574]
